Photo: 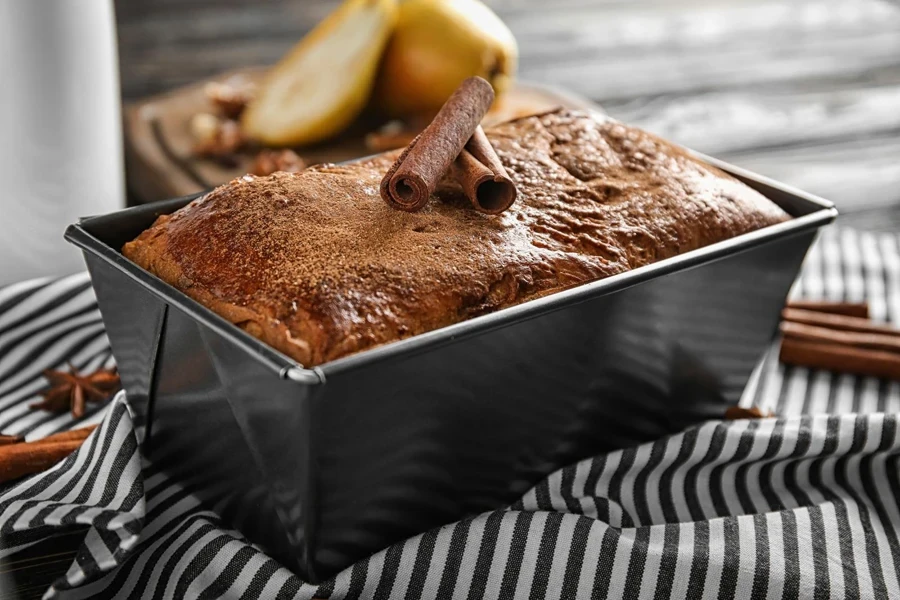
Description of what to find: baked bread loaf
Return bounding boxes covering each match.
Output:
[123,109,790,366]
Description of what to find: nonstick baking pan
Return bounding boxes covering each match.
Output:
[66,154,837,582]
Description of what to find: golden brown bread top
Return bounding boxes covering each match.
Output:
[123,109,790,366]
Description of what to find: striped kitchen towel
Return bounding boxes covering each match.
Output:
[1,226,900,599]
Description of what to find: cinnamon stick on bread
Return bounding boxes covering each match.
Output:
[122,109,791,367]
[380,77,498,212]
[451,126,517,214]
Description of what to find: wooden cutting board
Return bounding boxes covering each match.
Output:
[124,67,603,203]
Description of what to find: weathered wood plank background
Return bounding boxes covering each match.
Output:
[9,0,900,594]
[112,0,900,230]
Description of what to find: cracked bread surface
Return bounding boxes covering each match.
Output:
[123,109,790,366]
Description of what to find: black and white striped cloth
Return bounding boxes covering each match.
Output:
[2,226,900,599]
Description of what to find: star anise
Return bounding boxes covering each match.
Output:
[31,365,121,418]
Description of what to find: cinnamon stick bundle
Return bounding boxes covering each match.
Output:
[380,76,517,214]
[380,77,495,212]
[777,300,900,380]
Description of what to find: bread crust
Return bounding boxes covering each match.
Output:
[123,110,790,366]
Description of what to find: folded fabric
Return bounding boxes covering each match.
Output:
[1,227,899,599]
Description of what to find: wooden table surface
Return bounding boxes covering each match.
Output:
[7,0,900,596]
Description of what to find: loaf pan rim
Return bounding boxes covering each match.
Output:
[65,162,837,381]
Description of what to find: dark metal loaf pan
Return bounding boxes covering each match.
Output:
[65,155,836,582]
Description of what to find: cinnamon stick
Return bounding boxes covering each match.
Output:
[781,308,898,337]
[779,337,900,380]
[785,300,869,319]
[724,405,775,420]
[0,440,83,483]
[380,77,496,212]
[0,425,95,447]
[39,425,97,445]
[451,126,517,214]
[0,434,23,446]
[781,320,900,353]
[0,426,96,483]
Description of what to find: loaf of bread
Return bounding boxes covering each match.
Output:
[123,109,790,366]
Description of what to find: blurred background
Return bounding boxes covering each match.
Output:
[2,0,899,287]
[114,0,900,228]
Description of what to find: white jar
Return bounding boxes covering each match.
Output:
[0,0,124,286]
